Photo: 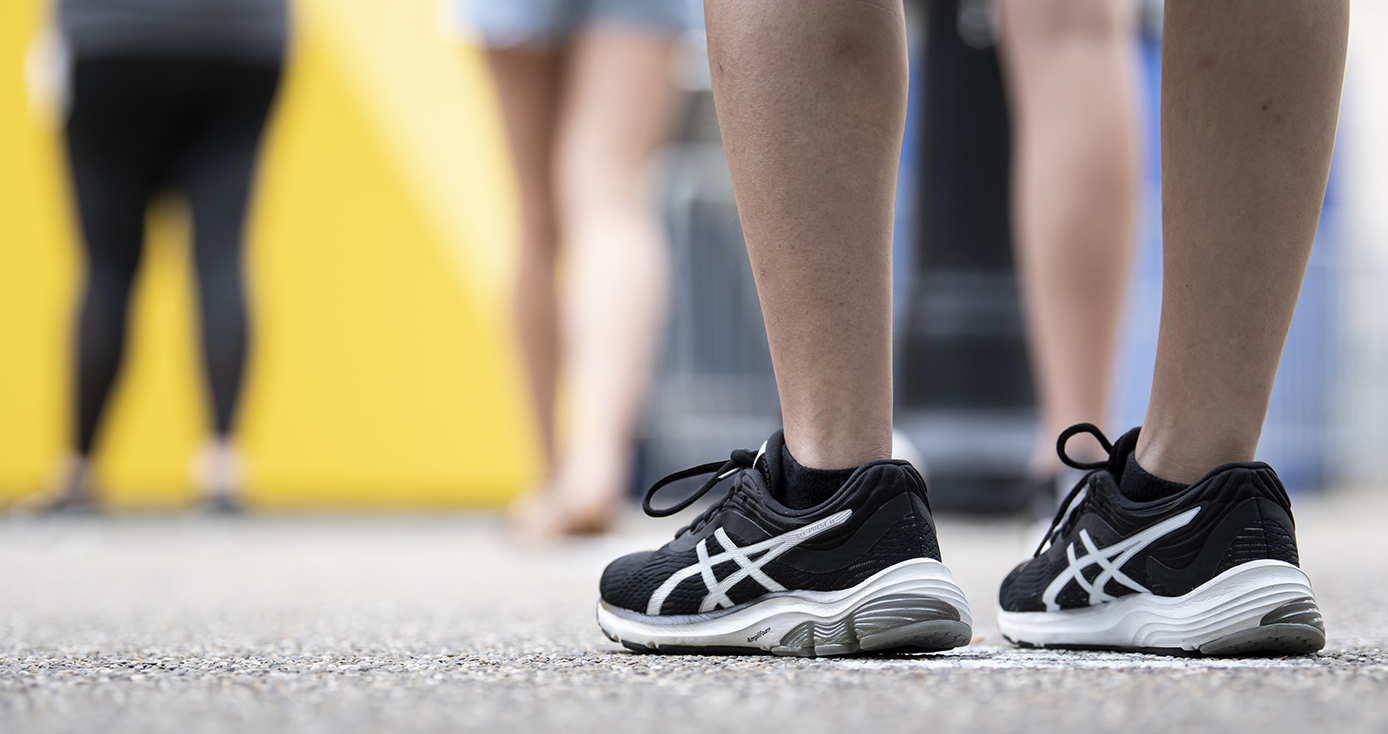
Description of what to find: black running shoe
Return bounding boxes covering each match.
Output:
[598,431,972,656]
[998,424,1325,656]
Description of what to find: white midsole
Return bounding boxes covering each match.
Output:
[997,559,1316,650]
[598,558,973,651]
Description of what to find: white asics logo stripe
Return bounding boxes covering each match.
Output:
[1042,507,1200,612]
[646,509,852,615]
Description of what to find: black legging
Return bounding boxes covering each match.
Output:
[65,57,281,454]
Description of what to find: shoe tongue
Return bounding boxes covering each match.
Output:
[753,429,787,496]
[1107,427,1143,480]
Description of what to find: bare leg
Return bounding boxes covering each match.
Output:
[540,29,678,532]
[999,0,1140,472]
[485,49,563,473]
[1138,0,1348,483]
[706,0,906,469]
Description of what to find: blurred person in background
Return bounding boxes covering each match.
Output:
[999,0,1141,502]
[465,0,697,537]
[48,0,288,512]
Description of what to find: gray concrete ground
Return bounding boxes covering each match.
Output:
[3,487,1388,734]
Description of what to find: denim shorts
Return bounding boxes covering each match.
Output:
[463,0,700,49]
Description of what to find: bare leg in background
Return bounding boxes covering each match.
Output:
[486,30,677,537]
[1138,0,1348,483]
[704,0,907,470]
[487,48,563,477]
[999,0,1140,474]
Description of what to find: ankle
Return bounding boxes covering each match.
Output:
[552,455,629,504]
[52,454,95,501]
[782,427,891,471]
[1134,428,1257,485]
[778,442,856,510]
[1118,453,1189,502]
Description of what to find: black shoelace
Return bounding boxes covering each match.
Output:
[1034,423,1115,556]
[642,447,761,537]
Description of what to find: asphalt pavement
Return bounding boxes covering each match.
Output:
[3,486,1388,734]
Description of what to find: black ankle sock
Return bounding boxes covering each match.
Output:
[1119,453,1190,502]
[779,444,855,510]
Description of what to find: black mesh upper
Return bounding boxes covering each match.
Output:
[756,514,933,601]
[998,555,1066,613]
[999,427,1303,614]
[1216,518,1299,575]
[600,549,697,613]
[599,444,942,617]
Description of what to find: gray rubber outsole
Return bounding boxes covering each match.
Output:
[1004,597,1327,658]
[1198,623,1326,657]
[608,594,972,658]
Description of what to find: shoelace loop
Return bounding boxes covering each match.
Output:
[1037,423,1116,556]
[641,447,760,533]
[1056,422,1113,470]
